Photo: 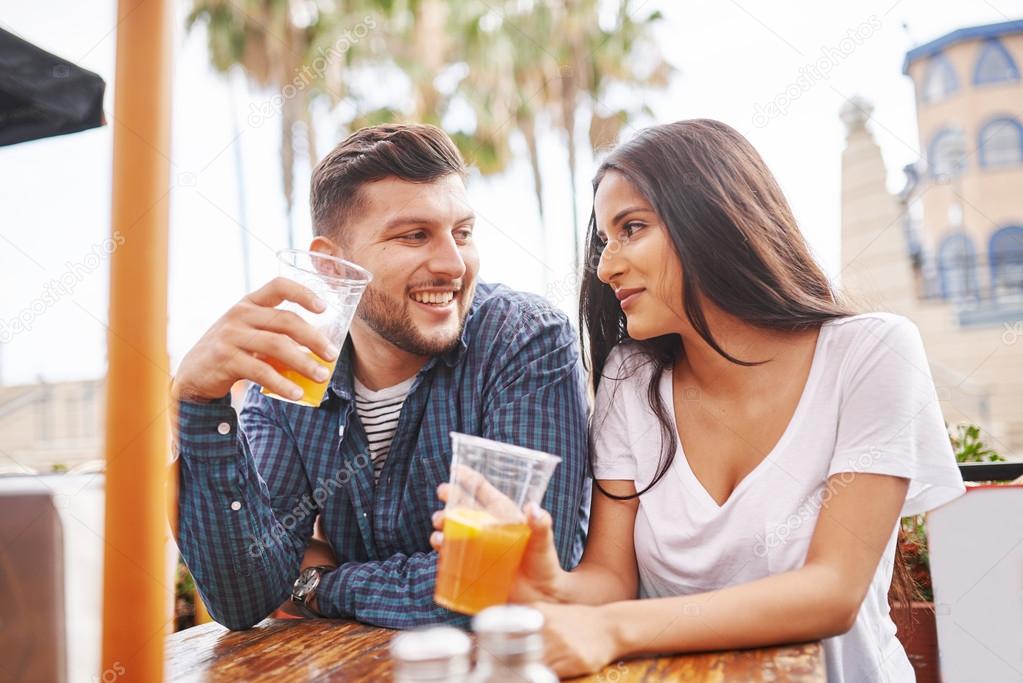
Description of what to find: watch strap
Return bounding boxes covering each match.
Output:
[291,565,333,617]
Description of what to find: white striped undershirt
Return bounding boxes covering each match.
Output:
[353,375,416,484]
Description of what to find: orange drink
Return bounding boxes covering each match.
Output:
[434,507,531,615]
[260,350,337,407]
[435,434,561,615]
[259,249,370,408]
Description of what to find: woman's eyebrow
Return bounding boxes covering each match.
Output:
[611,206,652,225]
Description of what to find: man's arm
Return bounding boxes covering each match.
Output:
[170,277,340,629]
[314,551,468,628]
[482,298,590,568]
[176,386,316,630]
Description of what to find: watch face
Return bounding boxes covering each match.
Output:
[295,567,320,596]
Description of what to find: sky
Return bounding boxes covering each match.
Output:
[0,0,1020,386]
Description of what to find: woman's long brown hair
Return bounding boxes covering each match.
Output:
[578,118,915,622]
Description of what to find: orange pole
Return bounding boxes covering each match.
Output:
[101,0,173,680]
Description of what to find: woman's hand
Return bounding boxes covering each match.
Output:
[533,602,621,678]
[430,479,569,604]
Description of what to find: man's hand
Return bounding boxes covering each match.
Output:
[171,277,341,403]
[301,537,340,572]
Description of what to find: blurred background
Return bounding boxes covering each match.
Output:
[1,1,1022,680]
[2,0,1022,472]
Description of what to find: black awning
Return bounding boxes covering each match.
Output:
[0,28,106,146]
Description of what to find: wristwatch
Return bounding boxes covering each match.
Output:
[291,565,332,617]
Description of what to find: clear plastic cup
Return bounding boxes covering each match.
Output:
[434,433,561,615]
[259,248,371,407]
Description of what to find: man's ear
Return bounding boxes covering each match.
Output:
[310,235,344,261]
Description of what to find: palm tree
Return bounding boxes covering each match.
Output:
[187,0,672,268]
[586,3,673,151]
[186,0,375,249]
[450,0,672,261]
[550,0,672,258]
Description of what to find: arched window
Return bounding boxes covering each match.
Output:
[938,233,978,300]
[928,127,967,179]
[989,226,1023,298]
[978,117,1023,167]
[973,39,1020,85]
[922,54,959,103]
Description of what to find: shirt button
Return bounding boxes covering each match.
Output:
[230,501,242,511]
[217,422,231,435]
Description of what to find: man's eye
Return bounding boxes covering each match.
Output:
[454,228,473,241]
[402,231,427,241]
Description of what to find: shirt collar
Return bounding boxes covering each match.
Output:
[323,283,486,405]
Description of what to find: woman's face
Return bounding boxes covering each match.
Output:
[594,171,687,340]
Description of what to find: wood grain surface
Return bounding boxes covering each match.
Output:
[166,618,825,682]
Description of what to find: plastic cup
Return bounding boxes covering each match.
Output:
[434,433,561,615]
[259,248,371,407]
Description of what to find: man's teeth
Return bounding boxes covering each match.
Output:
[411,291,455,305]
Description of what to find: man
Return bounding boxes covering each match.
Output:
[171,123,589,630]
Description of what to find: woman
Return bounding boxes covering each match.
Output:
[432,119,965,680]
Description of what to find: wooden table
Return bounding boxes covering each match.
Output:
[166,618,825,682]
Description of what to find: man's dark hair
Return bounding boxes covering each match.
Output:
[310,123,466,239]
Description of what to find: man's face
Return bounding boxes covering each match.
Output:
[319,174,479,358]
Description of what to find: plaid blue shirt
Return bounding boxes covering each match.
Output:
[175,283,590,630]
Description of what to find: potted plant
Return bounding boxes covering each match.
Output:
[174,558,197,632]
[893,513,938,681]
[893,423,1005,682]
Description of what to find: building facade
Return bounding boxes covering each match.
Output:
[840,20,1023,457]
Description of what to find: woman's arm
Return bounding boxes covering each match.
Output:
[550,479,640,605]
[538,471,909,677]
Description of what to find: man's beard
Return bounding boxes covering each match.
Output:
[356,282,474,357]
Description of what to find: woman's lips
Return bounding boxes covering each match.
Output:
[616,287,645,310]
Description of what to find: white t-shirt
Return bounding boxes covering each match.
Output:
[591,313,965,683]
[354,376,415,484]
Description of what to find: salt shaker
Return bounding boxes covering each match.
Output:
[469,605,559,683]
[390,625,472,683]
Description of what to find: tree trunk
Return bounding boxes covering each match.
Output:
[561,0,585,265]
[281,89,296,250]
[562,78,581,263]
[412,0,447,122]
[301,91,318,168]
[520,114,545,224]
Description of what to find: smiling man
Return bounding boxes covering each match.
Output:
[171,123,589,630]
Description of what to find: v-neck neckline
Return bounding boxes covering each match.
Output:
[663,325,828,511]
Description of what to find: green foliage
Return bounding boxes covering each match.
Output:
[951,424,1005,463]
[900,514,932,601]
[175,557,197,631]
[898,423,1005,602]
[186,0,674,241]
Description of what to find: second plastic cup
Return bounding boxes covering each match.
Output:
[259,248,371,407]
[434,433,561,615]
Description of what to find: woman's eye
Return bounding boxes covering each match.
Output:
[622,221,644,238]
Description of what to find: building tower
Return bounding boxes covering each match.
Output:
[840,19,1023,456]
